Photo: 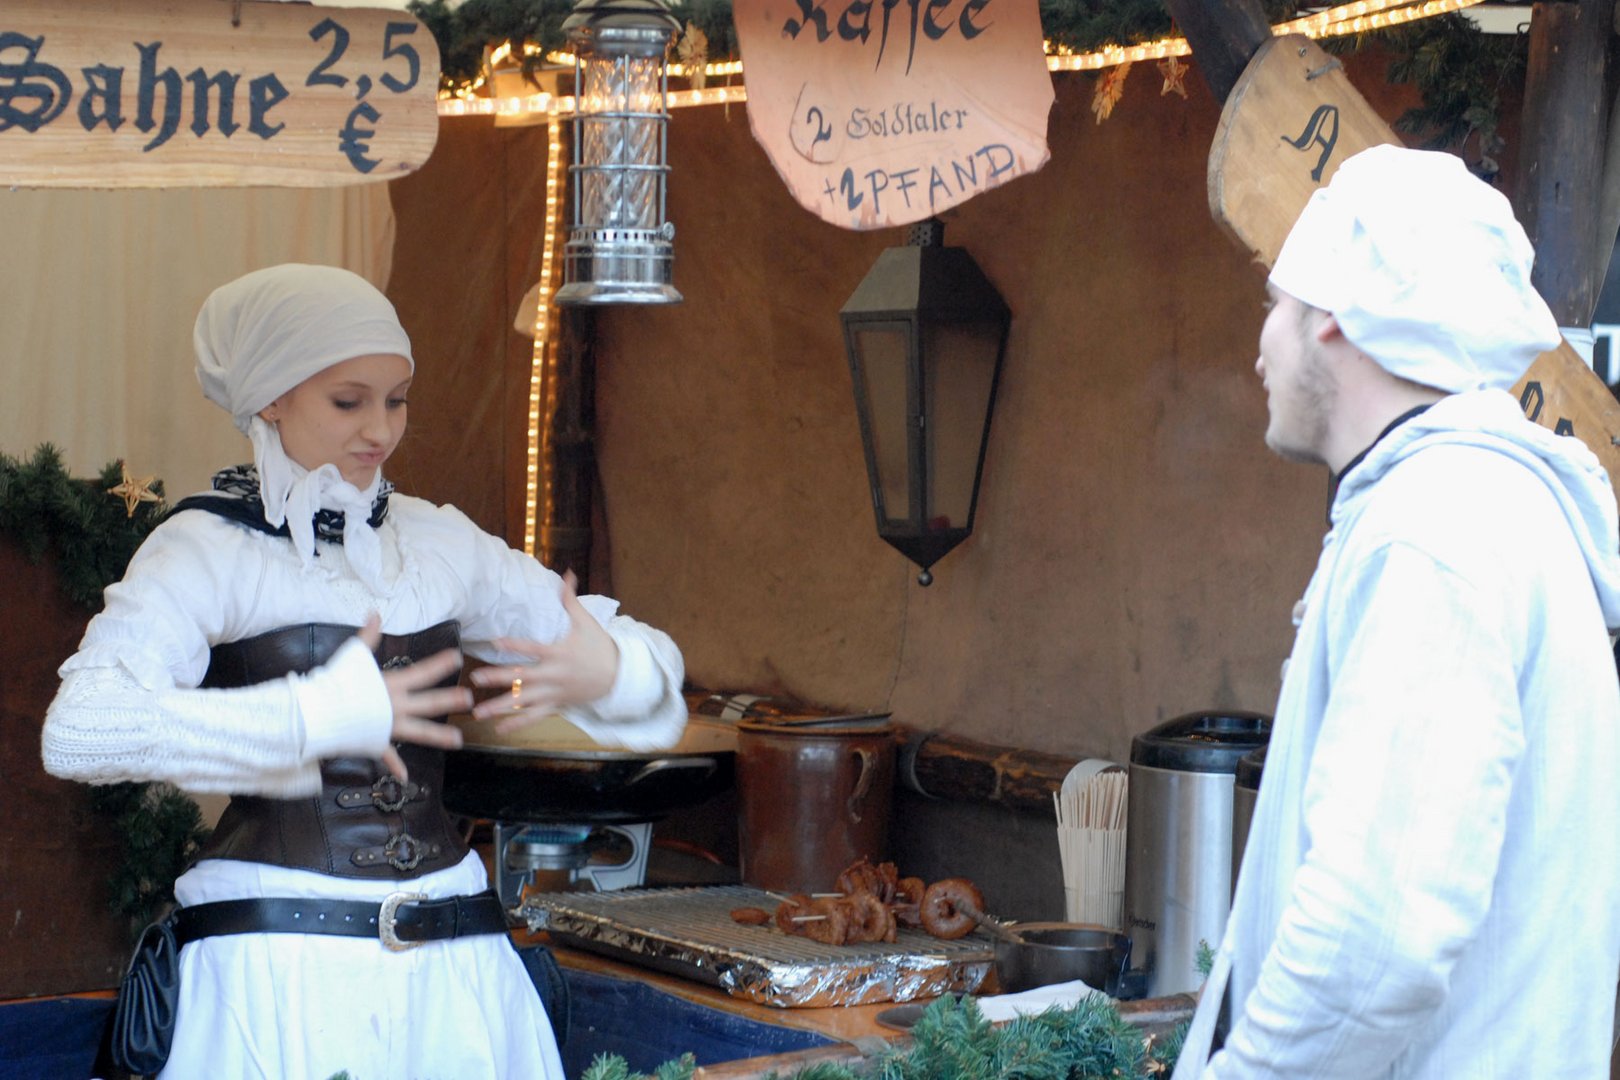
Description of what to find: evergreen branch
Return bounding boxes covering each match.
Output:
[0,445,167,608]
[412,0,1524,173]
[581,994,1181,1078]
[86,781,211,935]
[1325,13,1527,180]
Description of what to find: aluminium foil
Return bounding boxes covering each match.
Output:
[519,883,994,1008]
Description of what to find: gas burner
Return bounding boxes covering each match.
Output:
[493,820,654,907]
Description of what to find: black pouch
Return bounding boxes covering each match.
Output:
[107,914,182,1076]
[516,942,571,1047]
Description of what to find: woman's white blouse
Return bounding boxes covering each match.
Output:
[41,493,687,795]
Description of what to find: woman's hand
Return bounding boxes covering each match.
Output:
[468,571,621,733]
[356,615,470,782]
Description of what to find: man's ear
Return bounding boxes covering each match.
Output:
[1313,312,1344,345]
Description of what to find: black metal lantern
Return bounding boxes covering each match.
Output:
[840,219,1009,586]
[554,0,682,305]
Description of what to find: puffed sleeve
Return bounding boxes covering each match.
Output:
[399,501,686,751]
[40,513,393,796]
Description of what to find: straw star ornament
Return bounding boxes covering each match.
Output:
[107,464,161,517]
[1158,56,1188,98]
[1091,62,1131,124]
[676,22,709,90]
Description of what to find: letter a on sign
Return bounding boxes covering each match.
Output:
[733,0,1052,230]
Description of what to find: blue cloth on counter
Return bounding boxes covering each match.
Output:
[0,997,112,1080]
[559,968,834,1077]
[0,972,836,1080]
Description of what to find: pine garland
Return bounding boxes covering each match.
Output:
[412,0,1523,161]
[87,782,211,933]
[409,0,1301,80]
[0,444,211,933]
[0,444,166,608]
[1365,13,1527,180]
[578,995,1186,1079]
[581,1053,699,1080]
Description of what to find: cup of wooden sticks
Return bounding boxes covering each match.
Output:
[1054,760,1127,931]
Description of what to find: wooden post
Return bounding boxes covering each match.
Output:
[544,307,598,590]
[1516,0,1615,325]
[1160,0,1272,104]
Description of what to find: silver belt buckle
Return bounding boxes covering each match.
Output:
[379,891,428,952]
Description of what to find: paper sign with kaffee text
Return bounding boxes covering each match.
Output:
[733,0,1053,230]
[0,0,438,188]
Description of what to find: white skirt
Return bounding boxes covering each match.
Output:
[162,852,563,1080]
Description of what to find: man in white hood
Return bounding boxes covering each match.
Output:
[1174,145,1620,1078]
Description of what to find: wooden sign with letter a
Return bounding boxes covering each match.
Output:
[1210,35,1620,497]
[0,0,439,187]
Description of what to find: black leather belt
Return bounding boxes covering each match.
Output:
[170,890,510,952]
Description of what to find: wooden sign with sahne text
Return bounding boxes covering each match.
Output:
[0,0,438,187]
[1209,35,1620,499]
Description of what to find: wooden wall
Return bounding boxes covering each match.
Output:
[0,545,128,996]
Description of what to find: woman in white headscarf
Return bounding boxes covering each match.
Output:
[41,264,686,1079]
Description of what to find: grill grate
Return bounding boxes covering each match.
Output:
[521,884,994,1007]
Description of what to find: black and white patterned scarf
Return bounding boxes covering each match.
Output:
[171,464,393,543]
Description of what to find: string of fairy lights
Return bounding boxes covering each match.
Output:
[439,0,1488,118]
[522,117,566,558]
[1047,0,1488,70]
[494,0,1485,557]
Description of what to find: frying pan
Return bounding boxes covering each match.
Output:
[441,713,736,824]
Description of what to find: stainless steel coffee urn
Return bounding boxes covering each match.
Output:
[1121,711,1271,997]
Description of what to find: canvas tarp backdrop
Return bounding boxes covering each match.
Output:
[0,185,394,499]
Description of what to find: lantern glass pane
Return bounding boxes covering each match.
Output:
[853,325,913,525]
[922,321,1000,530]
[578,55,663,230]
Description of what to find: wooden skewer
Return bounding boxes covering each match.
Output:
[790,914,830,923]
[764,891,800,906]
[958,899,1025,945]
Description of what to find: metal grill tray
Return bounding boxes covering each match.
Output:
[520,884,994,1008]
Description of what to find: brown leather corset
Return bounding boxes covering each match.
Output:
[194,620,470,880]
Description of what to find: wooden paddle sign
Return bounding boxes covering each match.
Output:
[0,0,439,187]
[1209,35,1620,497]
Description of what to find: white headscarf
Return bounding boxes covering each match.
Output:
[1269,145,1559,392]
[193,264,415,590]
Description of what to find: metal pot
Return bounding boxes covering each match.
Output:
[442,745,734,824]
[993,923,1132,995]
[735,720,897,892]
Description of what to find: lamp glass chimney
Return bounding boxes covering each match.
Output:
[556,0,682,305]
